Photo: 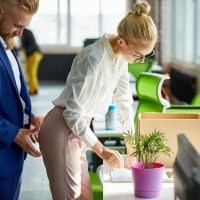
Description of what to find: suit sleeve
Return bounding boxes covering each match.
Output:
[0,115,20,149]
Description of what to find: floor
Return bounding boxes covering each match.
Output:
[19,81,65,200]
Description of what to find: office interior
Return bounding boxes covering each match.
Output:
[17,0,200,199]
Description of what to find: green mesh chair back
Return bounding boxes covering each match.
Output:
[128,61,153,79]
[134,72,171,132]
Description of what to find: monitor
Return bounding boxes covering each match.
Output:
[170,68,197,103]
[173,133,200,200]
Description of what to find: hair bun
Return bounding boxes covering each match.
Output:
[134,2,150,15]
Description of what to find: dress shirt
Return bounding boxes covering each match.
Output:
[53,34,134,147]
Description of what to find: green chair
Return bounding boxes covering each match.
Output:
[89,165,103,200]
[166,92,200,113]
[128,61,153,80]
[191,92,200,105]
[134,72,171,131]
[166,105,200,113]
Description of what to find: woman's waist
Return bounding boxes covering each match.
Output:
[54,106,92,124]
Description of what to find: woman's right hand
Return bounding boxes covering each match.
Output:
[91,141,124,168]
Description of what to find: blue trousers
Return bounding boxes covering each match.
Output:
[0,167,22,200]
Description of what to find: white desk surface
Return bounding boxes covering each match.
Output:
[103,161,174,200]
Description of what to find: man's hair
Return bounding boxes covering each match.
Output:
[0,0,39,14]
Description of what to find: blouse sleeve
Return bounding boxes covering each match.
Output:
[113,66,134,134]
[62,53,99,147]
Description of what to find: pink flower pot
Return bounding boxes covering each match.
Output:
[131,162,164,198]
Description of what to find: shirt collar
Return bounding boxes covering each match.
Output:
[0,37,7,49]
[102,33,116,61]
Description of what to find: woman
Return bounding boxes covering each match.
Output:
[39,2,157,200]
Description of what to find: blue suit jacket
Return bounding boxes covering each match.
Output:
[0,42,32,178]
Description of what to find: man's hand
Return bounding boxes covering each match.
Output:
[30,116,44,143]
[31,115,43,128]
[14,128,42,157]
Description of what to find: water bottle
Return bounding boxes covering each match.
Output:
[106,104,117,130]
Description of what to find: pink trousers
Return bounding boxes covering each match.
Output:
[38,106,93,200]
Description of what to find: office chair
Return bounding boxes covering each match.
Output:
[128,60,154,80]
[166,93,200,113]
[191,92,200,105]
[89,169,103,200]
[128,60,154,100]
[134,72,171,132]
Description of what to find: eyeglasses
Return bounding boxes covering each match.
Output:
[126,43,155,64]
[145,49,155,60]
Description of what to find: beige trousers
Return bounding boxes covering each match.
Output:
[38,106,93,200]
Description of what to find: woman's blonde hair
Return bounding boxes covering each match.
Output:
[117,2,157,44]
[0,0,39,14]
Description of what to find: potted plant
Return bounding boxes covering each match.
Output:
[123,128,173,198]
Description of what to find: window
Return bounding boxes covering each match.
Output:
[195,0,200,64]
[170,0,200,65]
[29,0,126,47]
[70,0,99,46]
[30,0,60,45]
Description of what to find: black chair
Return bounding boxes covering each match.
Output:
[173,134,200,200]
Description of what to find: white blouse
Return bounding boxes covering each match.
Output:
[53,34,134,147]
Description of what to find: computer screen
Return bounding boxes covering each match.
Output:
[170,68,197,103]
[173,133,200,200]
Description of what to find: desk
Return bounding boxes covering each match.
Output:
[103,161,174,200]
[93,118,125,150]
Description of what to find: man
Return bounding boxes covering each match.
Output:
[0,0,42,199]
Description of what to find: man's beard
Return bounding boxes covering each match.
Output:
[0,21,15,49]
[3,34,14,50]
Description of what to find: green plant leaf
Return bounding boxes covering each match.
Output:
[122,128,173,168]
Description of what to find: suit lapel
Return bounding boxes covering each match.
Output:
[0,43,20,96]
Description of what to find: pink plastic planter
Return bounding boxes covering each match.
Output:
[131,162,164,198]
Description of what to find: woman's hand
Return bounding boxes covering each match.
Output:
[91,141,124,168]
[101,147,124,168]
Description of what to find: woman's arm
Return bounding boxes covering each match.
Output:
[91,141,124,168]
[113,66,136,168]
